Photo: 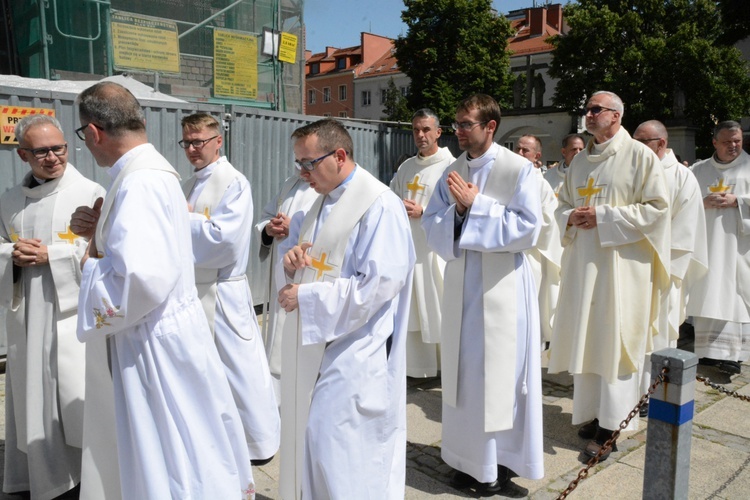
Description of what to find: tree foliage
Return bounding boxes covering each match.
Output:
[381,78,412,122]
[394,0,514,126]
[548,0,750,153]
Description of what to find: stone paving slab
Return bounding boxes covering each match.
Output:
[3,354,750,499]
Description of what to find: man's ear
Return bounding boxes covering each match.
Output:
[16,148,29,163]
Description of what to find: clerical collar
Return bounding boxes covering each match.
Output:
[194,156,227,179]
[466,142,499,168]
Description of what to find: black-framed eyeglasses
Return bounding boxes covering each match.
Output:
[451,121,488,131]
[294,150,336,172]
[75,123,104,140]
[178,135,220,150]
[19,143,68,159]
[582,106,617,116]
[636,137,662,144]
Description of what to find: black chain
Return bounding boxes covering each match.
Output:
[556,367,668,500]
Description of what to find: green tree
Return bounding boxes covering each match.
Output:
[548,0,750,154]
[381,78,412,122]
[394,0,514,125]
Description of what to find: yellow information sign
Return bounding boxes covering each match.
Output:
[111,10,180,74]
[279,32,298,64]
[1,107,55,144]
[214,28,258,100]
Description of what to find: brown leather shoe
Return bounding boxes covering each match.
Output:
[584,439,618,461]
[577,418,599,439]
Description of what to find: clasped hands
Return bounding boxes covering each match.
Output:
[703,192,738,209]
[447,171,478,215]
[567,206,597,229]
[278,241,313,312]
[265,212,291,239]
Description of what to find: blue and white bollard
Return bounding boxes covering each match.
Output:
[642,348,697,500]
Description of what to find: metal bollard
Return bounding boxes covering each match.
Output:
[642,348,697,500]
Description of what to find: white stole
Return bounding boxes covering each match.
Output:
[279,167,387,500]
[96,147,179,257]
[442,154,525,432]
[181,160,241,333]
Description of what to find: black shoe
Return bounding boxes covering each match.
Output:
[639,402,649,418]
[699,357,722,367]
[250,455,274,466]
[719,360,742,374]
[480,477,529,498]
[449,469,476,489]
[577,418,599,439]
[584,427,618,461]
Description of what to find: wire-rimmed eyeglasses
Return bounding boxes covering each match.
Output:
[178,135,219,150]
[451,121,488,131]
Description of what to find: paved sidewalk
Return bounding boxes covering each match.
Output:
[2,350,750,499]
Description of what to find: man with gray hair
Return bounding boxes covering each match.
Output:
[70,82,254,498]
[0,114,105,499]
[548,91,670,460]
[390,108,454,377]
[633,119,707,410]
[688,120,750,375]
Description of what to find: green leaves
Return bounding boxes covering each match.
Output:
[394,0,514,125]
[549,0,750,152]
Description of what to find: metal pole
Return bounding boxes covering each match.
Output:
[642,348,697,500]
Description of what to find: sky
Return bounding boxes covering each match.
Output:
[303,0,549,54]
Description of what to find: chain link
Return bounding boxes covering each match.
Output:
[556,367,668,500]
[696,375,750,402]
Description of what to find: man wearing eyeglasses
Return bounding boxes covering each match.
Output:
[688,120,750,376]
[180,113,280,465]
[632,120,707,411]
[276,118,415,499]
[71,82,254,498]
[389,108,454,378]
[548,91,671,461]
[0,115,105,499]
[422,94,543,495]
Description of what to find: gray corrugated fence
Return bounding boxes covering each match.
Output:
[0,84,417,333]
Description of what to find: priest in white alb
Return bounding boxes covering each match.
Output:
[544,133,586,196]
[514,133,563,346]
[72,82,255,499]
[256,172,317,399]
[688,120,750,375]
[276,118,415,499]
[0,115,104,500]
[633,120,708,399]
[180,113,280,463]
[422,94,543,495]
[390,108,454,377]
[548,91,670,461]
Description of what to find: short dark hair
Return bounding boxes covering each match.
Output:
[713,120,742,139]
[291,118,354,159]
[520,134,542,152]
[562,133,585,148]
[77,82,146,136]
[456,94,501,128]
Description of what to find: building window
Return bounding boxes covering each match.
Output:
[361,90,371,106]
[339,111,348,118]
[400,85,409,97]
[380,89,387,105]
[308,89,316,105]
[504,141,514,151]
[310,63,320,75]
[339,85,347,101]
[323,87,331,103]
[337,58,346,70]
[323,113,332,117]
